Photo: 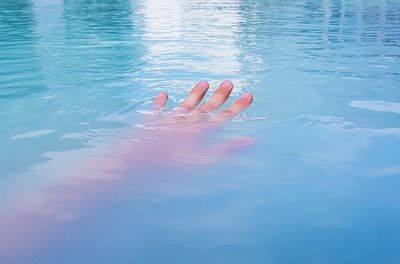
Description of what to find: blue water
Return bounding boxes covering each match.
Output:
[1,0,400,263]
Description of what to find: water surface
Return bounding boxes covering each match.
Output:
[0,0,400,263]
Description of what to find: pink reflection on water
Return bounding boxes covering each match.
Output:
[0,113,253,259]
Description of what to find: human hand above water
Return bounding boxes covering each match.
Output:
[151,80,253,130]
[138,80,254,166]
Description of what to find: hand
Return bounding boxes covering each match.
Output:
[141,80,254,165]
[146,80,253,133]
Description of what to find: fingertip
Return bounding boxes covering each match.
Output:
[221,80,233,88]
[157,91,168,99]
[153,91,168,111]
[241,92,253,103]
[181,81,209,111]
[197,80,209,89]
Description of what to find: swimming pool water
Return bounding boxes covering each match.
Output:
[1,0,400,263]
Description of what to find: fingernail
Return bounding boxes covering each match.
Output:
[197,81,208,89]
[241,93,252,100]
[157,92,167,98]
[221,80,233,88]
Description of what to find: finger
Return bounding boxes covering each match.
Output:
[153,92,168,112]
[180,81,209,111]
[197,80,233,113]
[211,92,253,124]
[220,92,253,116]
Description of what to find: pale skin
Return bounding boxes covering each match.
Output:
[154,80,252,118]
[0,80,253,259]
[144,80,253,164]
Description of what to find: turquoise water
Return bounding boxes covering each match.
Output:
[1,0,400,263]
